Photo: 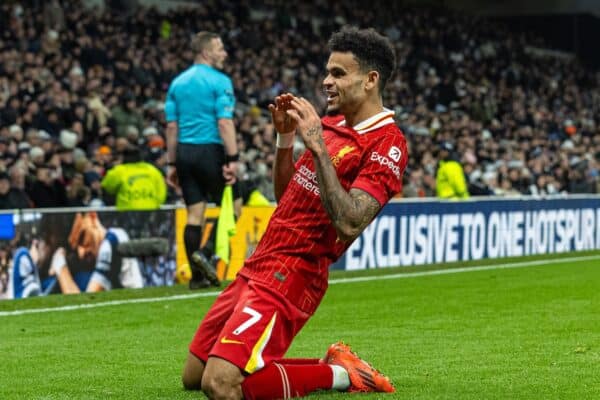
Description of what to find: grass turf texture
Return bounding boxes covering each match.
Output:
[1,251,599,399]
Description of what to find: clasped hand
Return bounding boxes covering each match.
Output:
[269,93,324,154]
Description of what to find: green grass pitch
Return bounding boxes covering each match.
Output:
[1,251,599,399]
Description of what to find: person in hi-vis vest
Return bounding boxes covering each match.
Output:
[436,141,470,199]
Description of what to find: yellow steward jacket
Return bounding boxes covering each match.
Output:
[101,162,167,210]
[436,160,470,199]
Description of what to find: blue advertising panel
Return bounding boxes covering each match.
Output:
[332,196,600,270]
[0,213,15,240]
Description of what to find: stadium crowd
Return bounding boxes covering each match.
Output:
[1,0,599,210]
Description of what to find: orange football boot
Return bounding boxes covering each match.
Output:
[323,342,395,393]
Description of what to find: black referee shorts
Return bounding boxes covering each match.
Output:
[176,143,238,205]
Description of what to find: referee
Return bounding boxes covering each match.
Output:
[165,31,239,289]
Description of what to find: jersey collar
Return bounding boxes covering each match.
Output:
[336,108,396,134]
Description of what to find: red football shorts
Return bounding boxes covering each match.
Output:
[189,276,312,374]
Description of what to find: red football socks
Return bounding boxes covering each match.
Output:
[271,358,321,365]
[241,362,333,399]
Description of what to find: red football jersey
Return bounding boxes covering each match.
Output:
[239,110,408,313]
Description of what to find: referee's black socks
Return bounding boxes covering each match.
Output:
[184,224,203,280]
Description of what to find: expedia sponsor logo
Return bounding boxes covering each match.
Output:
[371,151,401,178]
[388,146,402,162]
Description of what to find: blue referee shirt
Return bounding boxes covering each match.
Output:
[164,64,235,145]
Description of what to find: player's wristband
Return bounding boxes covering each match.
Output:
[276,132,295,149]
[167,161,176,167]
[225,153,239,163]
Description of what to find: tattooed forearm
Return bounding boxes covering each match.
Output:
[312,151,381,242]
[348,190,381,229]
[306,125,322,137]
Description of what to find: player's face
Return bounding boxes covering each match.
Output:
[206,38,228,69]
[323,52,367,116]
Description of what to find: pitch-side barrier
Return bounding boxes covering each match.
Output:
[1,195,599,299]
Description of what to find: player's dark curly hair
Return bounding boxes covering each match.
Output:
[328,26,396,93]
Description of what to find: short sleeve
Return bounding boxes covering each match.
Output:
[164,84,177,122]
[215,77,235,119]
[351,133,408,205]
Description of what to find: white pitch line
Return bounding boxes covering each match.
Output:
[1,254,599,317]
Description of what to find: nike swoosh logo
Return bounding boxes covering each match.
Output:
[220,336,244,345]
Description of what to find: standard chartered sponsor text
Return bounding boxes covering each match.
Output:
[293,165,320,196]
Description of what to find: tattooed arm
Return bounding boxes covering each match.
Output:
[312,148,381,241]
[286,97,382,242]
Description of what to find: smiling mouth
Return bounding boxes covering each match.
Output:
[326,93,338,103]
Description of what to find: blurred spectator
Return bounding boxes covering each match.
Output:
[466,169,495,196]
[86,96,113,142]
[0,171,30,209]
[111,93,144,138]
[95,145,113,168]
[43,0,65,31]
[29,146,44,166]
[403,167,427,198]
[567,162,595,194]
[26,164,68,207]
[9,125,24,142]
[67,172,87,206]
[125,125,141,146]
[83,164,105,207]
[8,163,28,192]
[142,125,160,142]
[57,130,78,183]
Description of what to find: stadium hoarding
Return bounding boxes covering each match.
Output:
[0,207,177,300]
[174,205,275,281]
[1,205,275,300]
[331,195,600,270]
[3,195,600,299]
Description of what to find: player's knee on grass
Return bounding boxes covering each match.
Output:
[201,357,244,400]
[182,352,205,390]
